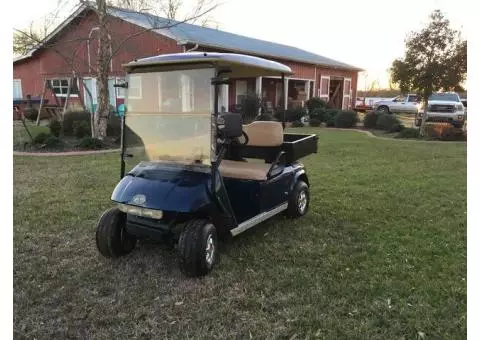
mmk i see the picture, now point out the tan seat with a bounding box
[219,121,284,181]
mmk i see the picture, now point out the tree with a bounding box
[389,10,467,101]
[14,0,218,139]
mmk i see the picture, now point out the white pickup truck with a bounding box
[415,92,466,128]
[372,94,421,114]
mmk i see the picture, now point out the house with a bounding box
[13,3,362,114]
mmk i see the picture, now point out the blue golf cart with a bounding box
[95,52,318,276]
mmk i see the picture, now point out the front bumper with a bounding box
[424,112,465,126]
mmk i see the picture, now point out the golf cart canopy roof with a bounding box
[123,52,294,78]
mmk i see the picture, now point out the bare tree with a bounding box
[14,0,218,139]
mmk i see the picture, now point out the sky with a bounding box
[11,0,468,90]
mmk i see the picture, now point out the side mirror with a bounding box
[217,113,243,138]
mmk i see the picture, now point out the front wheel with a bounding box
[95,207,137,258]
[178,219,218,277]
[287,180,310,218]
[377,105,390,114]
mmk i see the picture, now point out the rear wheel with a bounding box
[178,219,218,277]
[287,180,309,218]
[95,207,137,258]
[377,105,390,114]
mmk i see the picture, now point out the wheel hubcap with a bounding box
[298,190,307,213]
[205,234,215,265]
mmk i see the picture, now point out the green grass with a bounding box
[13,129,466,339]
[13,120,50,146]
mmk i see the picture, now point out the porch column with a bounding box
[305,80,311,101]
[219,84,229,112]
[256,76,262,114]
[284,78,289,110]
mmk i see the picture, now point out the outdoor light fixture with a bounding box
[117,204,163,219]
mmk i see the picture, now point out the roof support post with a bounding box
[284,77,289,113]
[305,80,311,102]
[256,76,262,114]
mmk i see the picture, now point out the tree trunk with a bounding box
[94,0,110,140]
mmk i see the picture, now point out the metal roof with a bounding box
[109,7,362,71]
[14,3,362,71]
[124,52,294,77]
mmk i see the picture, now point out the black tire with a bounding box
[287,180,309,218]
[95,207,137,258]
[377,105,390,114]
[178,219,218,277]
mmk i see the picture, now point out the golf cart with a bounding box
[95,52,318,276]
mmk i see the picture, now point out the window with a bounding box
[127,75,142,99]
[319,76,330,102]
[13,79,22,99]
[47,78,79,97]
[116,77,125,98]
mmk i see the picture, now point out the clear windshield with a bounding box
[428,93,460,102]
[124,67,214,167]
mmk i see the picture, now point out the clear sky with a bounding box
[11,0,468,90]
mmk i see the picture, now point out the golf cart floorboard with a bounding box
[233,133,318,164]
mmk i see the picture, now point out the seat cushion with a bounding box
[219,160,271,181]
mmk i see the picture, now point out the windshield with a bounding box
[428,93,460,102]
[124,67,214,167]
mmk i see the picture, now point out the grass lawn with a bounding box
[13,129,466,339]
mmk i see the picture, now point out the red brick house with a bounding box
[13,3,362,113]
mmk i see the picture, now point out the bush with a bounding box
[423,123,466,141]
[324,109,339,127]
[78,137,104,150]
[376,114,403,132]
[33,132,50,145]
[363,111,378,129]
[240,93,262,123]
[43,135,62,148]
[291,120,304,127]
[23,108,39,122]
[396,128,420,139]
[334,110,358,128]
[310,108,327,122]
[107,113,122,137]
[48,120,62,137]
[63,111,91,136]
[306,97,330,112]
[73,121,91,139]
[309,118,322,127]
[285,107,307,122]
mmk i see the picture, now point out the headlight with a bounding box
[456,104,464,111]
[117,203,163,219]
[458,115,464,120]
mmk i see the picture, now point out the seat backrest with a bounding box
[243,121,284,147]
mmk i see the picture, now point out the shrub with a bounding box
[23,108,39,122]
[73,121,91,139]
[107,114,122,137]
[306,97,330,112]
[334,110,358,128]
[63,111,91,136]
[324,109,339,127]
[396,128,420,139]
[33,132,50,145]
[376,114,403,132]
[48,120,62,137]
[240,93,262,123]
[423,123,466,141]
[78,137,104,150]
[363,111,378,129]
[291,120,304,128]
[286,107,307,122]
[310,108,327,122]
[43,135,62,148]
[309,118,322,127]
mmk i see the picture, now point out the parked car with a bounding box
[415,92,465,128]
[372,94,421,114]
